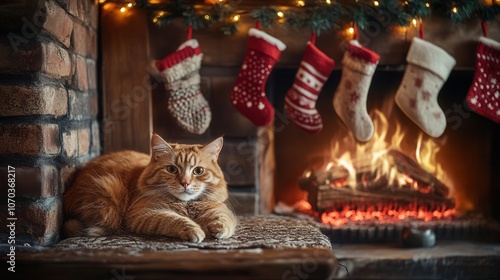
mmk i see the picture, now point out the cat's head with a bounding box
[140,134,227,202]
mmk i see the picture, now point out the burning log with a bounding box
[300,149,455,213]
[389,150,449,197]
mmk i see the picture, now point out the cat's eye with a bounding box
[166,165,178,174]
[193,166,204,175]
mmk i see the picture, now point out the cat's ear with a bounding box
[201,137,223,161]
[151,133,173,160]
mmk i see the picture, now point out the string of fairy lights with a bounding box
[100,0,500,35]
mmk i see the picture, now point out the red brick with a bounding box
[0,124,60,156]
[68,1,98,28]
[88,0,99,30]
[72,21,97,59]
[0,165,59,199]
[91,120,101,155]
[62,129,78,158]
[0,197,62,245]
[0,42,43,74]
[78,128,90,156]
[67,0,78,18]
[60,164,77,193]
[0,85,67,117]
[42,41,71,79]
[87,59,97,90]
[42,0,73,47]
[68,90,98,120]
[74,55,88,90]
[0,41,71,78]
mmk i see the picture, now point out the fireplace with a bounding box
[273,69,500,243]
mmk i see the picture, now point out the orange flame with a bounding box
[318,110,452,190]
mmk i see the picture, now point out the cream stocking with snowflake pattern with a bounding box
[333,40,380,142]
[395,37,456,137]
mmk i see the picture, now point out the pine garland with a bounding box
[129,0,500,35]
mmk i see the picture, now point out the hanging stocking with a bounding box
[395,37,456,137]
[155,39,211,134]
[333,40,380,142]
[466,36,500,123]
[285,41,334,134]
[230,28,286,126]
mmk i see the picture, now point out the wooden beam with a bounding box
[101,4,153,154]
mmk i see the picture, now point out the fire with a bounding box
[297,109,456,226]
[317,110,452,190]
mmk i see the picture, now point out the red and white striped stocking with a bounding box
[285,42,335,134]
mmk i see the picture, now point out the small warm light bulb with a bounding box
[297,0,305,6]
[159,11,165,16]
[373,1,379,6]
[412,18,417,27]
[232,14,240,22]
[153,17,158,23]
[120,7,126,13]
[452,6,458,13]
[204,14,211,20]
[277,11,284,18]
[98,0,107,4]
[127,3,133,7]
[425,2,430,8]
[326,0,331,4]
[348,27,354,35]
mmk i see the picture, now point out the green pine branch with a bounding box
[135,0,500,35]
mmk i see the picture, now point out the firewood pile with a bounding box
[299,149,455,213]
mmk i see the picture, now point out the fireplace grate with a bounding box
[318,217,500,243]
[274,203,500,243]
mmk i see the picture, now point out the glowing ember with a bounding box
[293,201,456,227]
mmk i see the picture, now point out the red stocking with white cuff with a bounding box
[230,28,286,126]
[466,36,500,123]
[285,42,334,134]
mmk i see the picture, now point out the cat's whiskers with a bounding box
[126,187,172,212]
[202,188,226,203]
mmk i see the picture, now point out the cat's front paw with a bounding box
[207,220,235,239]
[179,225,205,243]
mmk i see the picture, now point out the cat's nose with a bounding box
[181,182,189,189]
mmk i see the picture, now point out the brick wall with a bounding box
[0,0,99,246]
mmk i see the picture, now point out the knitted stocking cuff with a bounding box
[342,40,380,76]
[247,28,286,60]
[478,36,500,57]
[406,37,456,81]
[156,39,203,84]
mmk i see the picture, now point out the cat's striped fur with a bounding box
[63,134,237,242]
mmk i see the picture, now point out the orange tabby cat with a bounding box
[63,134,237,243]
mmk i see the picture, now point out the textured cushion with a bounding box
[55,215,333,251]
